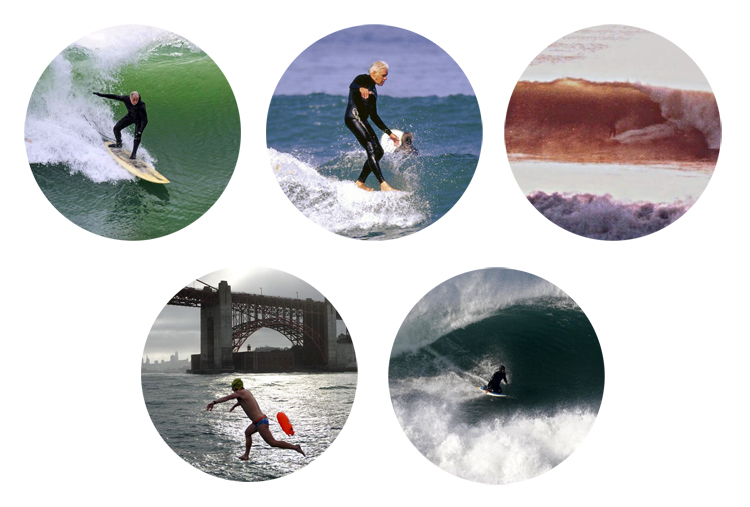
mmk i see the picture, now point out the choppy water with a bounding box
[142,372,356,482]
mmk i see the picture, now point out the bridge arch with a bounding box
[232,317,326,360]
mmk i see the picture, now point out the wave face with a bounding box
[389,269,604,484]
[505,79,720,163]
[25,25,240,240]
[528,191,690,240]
[267,94,481,240]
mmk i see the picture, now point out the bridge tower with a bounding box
[199,281,234,372]
[325,299,337,366]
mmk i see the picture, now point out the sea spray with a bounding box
[270,148,428,237]
[395,400,598,484]
[392,269,567,356]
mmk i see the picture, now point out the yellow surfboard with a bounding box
[103,141,169,184]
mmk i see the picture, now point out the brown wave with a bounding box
[505,79,720,164]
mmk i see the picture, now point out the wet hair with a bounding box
[369,61,389,75]
[130,91,140,100]
[500,365,505,370]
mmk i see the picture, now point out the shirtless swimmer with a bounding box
[207,378,304,460]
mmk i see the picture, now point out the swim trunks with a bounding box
[253,415,269,426]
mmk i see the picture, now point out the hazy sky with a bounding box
[521,25,712,92]
[144,267,343,362]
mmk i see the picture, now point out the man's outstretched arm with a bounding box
[206,392,240,411]
[93,92,127,102]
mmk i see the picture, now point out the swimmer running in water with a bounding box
[345,61,401,192]
[93,90,148,160]
[207,378,304,460]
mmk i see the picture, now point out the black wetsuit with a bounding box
[344,74,392,184]
[95,93,148,159]
[487,369,508,394]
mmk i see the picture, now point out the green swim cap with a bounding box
[231,378,244,389]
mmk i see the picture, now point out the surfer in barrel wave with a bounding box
[207,378,304,461]
[93,90,148,160]
[345,61,401,191]
[484,365,509,394]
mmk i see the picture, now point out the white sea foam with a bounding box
[390,369,596,484]
[392,269,568,356]
[528,191,690,241]
[394,396,596,484]
[269,148,427,235]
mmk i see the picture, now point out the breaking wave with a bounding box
[505,78,720,163]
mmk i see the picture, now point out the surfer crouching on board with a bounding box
[207,378,304,460]
[484,365,509,394]
[93,91,148,160]
[345,61,401,192]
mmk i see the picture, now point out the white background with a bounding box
[2,0,746,504]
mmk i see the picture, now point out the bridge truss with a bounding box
[168,286,328,362]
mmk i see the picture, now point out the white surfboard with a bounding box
[477,386,507,398]
[380,129,404,154]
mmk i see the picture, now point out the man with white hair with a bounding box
[93,90,148,160]
[345,61,401,191]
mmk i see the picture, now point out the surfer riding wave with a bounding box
[345,61,401,192]
[483,365,509,394]
[93,90,148,159]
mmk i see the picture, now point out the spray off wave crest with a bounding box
[392,269,568,357]
[25,26,201,183]
[506,78,720,163]
[269,148,428,237]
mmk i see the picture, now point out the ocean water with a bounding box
[267,25,481,240]
[506,25,720,241]
[142,372,356,482]
[25,25,240,240]
[389,269,604,484]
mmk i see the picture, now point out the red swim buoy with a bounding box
[277,412,295,436]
